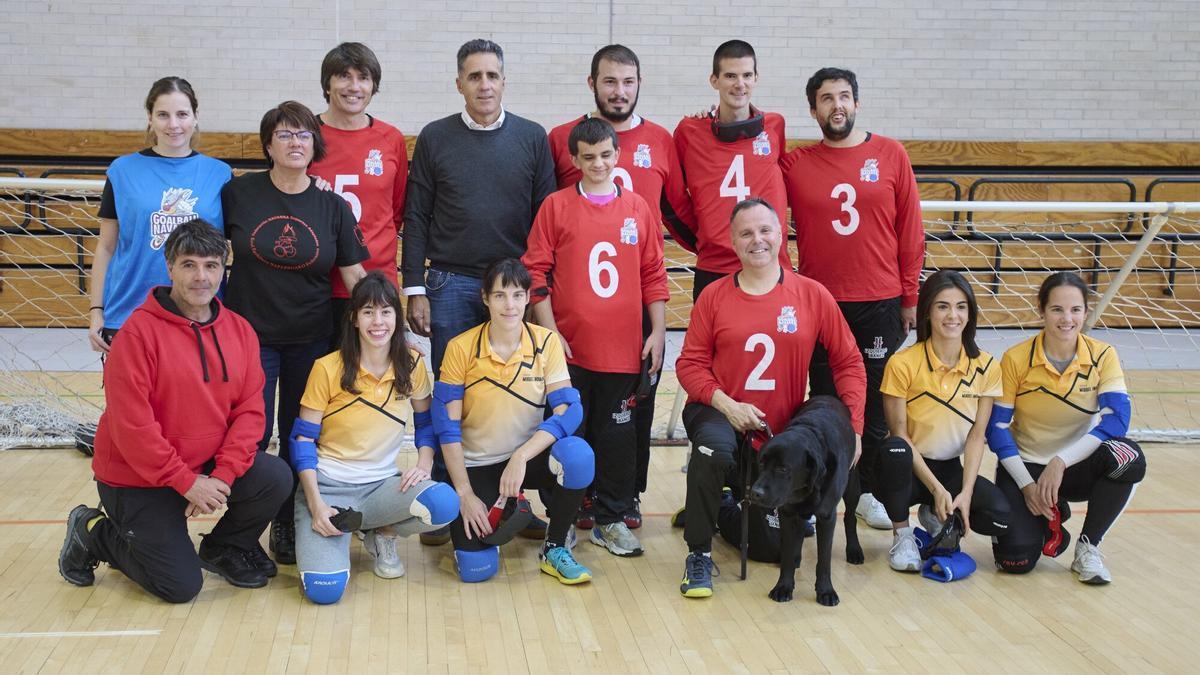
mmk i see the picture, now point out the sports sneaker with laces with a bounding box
[589,522,644,557]
[564,524,578,551]
[539,545,592,584]
[1070,535,1111,585]
[518,513,549,540]
[243,542,278,578]
[198,541,269,588]
[575,493,596,530]
[855,493,892,530]
[624,497,643,530]
[917,504,941,534]
[889,527,922,572]
[269,520,296,565]
[59,504,102,586]
[363,530,406,579]
[680,551,718,598]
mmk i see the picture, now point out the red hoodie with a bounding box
[92,288,266,495]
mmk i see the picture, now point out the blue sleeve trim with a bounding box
[1092,391,1132,441]
[289,418,322,473]
[538,387,583,440]
[985,404,1020,460]
[432,381,464,445]
[413,409,437,450]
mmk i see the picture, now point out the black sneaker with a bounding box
[518,513,549,540]
[198,541,268,588]
[624,497,643,530]
[244,542,278,578]
[59,504,102,586]
[269,520,296,565]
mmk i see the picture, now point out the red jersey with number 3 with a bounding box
[309,118,408,297]
[675,271,866,434]
[522,185,670,374]
[782,133,923,307]
[673,112,790,274]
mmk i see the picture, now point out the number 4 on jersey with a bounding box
[720,155,751,203]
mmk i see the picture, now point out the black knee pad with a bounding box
[1099,438,1146,484]
[876,436,913,471]
[992,541,1041,575]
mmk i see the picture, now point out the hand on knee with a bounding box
[454,546,499,583]
[549,437,595,489]
[410,481,460,527]
[301,569,349,604]
[992,542,1041,575]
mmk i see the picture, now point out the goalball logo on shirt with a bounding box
[633,144,652,169]
[620,218,639,245]
[364,149,384,177]
[865,336,887,359]
[149,187,199,250]
[860,159,880,183]
[752,132,772,157]
[776,306,797,334]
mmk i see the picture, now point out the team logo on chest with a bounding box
[776,306,797,334]
[612,395,636,425]
[620,217,638,245]
[149,188,199,250]
[865,336,887,359]
[860,158,880,183]
[752,131,772,157]
[632,143,652,169]
[364,149,384,176]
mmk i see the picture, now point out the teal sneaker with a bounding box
[540,545,592,585]
[680,551,718,598]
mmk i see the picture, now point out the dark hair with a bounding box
[457,38,504,73]
[258,101,326,168]
[729,196,778,225]
[320,42,382,102]
[805,67,859,109]
[1037,271,1090,311]
[591,44,640,82]
[916,270,980,358]
[144,76,198,145]
[163,218,227,265]
[482,258,532,297]
[568,117,619,155]
[712,40,756,77]
[338,272,414,397]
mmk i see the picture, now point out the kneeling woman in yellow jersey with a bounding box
[877,270,1011,573]
[987,272,1145,584]
[433,258,596,585]
[290,272,460,604]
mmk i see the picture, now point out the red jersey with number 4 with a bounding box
[675,271,866,434]
[673,112,790,274]
[309,118,408,298]
[782,133,923,307]
[522,185,670,374]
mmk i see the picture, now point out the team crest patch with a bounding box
[620,218,638,245]
[149,188,199,250]
[364,149,384,176]
[752,131,772,157]
[633,143,652,169]
[612,395,636,425]
[860,158,879,183]
[776,306,797,334]
[864,336,887,359]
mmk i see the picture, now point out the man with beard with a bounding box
[781,67,925,531]
[547,44,693,532]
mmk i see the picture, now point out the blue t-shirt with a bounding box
[102,151,231,328]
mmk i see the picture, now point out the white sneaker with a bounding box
[363,530,406,579]
[889,527,922,572]
[590,522,644,557]
[1070,535,1111,585]
[855,493,892,530]
[917,504,941,534]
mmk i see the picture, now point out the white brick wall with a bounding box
[1,0,1197,142]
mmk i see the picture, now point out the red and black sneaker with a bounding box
[623,497,643,530]
[575,493,596,530]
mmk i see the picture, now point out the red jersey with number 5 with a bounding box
[522,185,669,374]
[782,133,923,307]
[675,271,866,434]
[309,118,408,298]
[673,112,790,274]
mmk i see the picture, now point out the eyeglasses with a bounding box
[273,130,314,143]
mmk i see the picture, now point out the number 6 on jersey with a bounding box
[588,242,619,298]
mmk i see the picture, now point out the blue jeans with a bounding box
[259,337,332,522]
[425,267,488,378]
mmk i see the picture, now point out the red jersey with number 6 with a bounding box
[675,271,866,434]
[673,112,790,274]
[782,133,923,307]
[522,185,670,374]
[309,118,408,298]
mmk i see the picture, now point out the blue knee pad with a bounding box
[454,546,499,583]
[411,481,460,527]
[301,569,349,604]
[549,436,595,489]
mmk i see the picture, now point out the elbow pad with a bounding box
[413,410,437,450]
[538,387,583,440]
[432,381,464,445]
[985,404,1020,460]
[1092,391,1132,441]
[289,418,322,473]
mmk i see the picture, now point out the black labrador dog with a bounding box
[749,395,863,606]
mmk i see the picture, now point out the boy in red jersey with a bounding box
[675,198,865,598]
[781,67,925,530]
[673,40,790,299]
[523,118,669,558]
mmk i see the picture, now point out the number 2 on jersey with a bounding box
[830,183,859,235]
[744,333,776,391]
[588,242,619,298]
[720,155,751,203]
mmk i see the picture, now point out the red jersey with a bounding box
[523,185,670,374]
[676,271,866,434]
[673,111,790,274]
[782,133,924,307]
[309,117,408,297]
[548,115,695,248]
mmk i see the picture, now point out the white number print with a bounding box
[743,333,776,391]
[719,155,751,202]
[612,167,633,192]
[830,183,859,236]
[333,174,363,222]
[588,242,619,298]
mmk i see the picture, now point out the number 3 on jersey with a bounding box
[588,242,619,298]
[830,183,859,235]
[744,333,776,391]
[720,155,751,203]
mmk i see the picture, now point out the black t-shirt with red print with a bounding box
[222,170,368,345]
